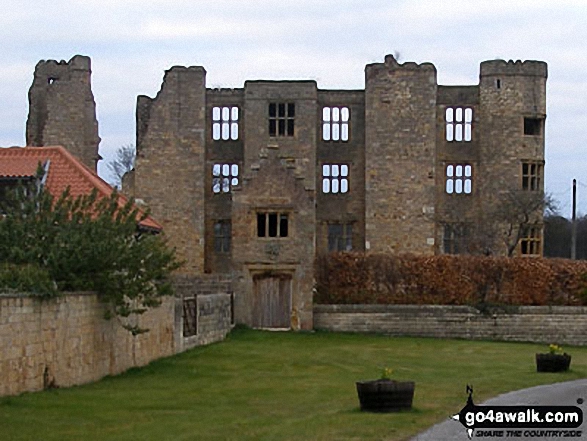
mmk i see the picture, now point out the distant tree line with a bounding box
[544,214,587,259]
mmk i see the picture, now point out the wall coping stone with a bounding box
[314,304,587,315]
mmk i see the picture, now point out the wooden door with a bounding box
[252,275,292,329]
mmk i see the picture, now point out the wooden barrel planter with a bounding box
[536,353,571,372]
[356,380,415,412]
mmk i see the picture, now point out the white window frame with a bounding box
[446,107,473,142]
[445,164,472,195]
[322,164,349,194]
[322,107,349,142]
[212,163,239,194]
[212,106,239,141]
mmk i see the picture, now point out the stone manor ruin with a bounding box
[26,54,547,331]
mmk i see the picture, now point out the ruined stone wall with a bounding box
[364,55,437,254]
[243,81,318,190]
[0,293,175,397]
[316,90,365,254]
[477,60,548,254]
[221,81,318,330]
[231,149,315,330]
[435,85,481,252]
[205,88,245,274]
[127,56,547,334]
[314,304,587,346]
[134,66,207,274]
[173,275,233,350]
[26,55,100,171]
[477,61,547,189]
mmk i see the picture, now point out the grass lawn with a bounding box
[1,328,586,441]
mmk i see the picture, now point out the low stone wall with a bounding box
[174,275,233,351]
[0,292,175,396]
[1,275,234,397]
[314,304,587,346]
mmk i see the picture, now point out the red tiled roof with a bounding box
[0,146,162,231]
[0,157,41,178]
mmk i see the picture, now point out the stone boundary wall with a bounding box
[0,292,175,397]
[314,305,587,346]
[173,274,233,351]
[1,275,234,397]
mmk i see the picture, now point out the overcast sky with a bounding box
[1,0,586,215]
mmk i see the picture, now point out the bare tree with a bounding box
[107,144,135,188]
[471,191,556,257]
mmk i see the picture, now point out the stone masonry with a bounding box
[314,304,587,346]
[26,54,547,331]
[0,292,175,396]
[0,284,233,397]
[26,55,101,171]
[365,56,437,254]
[134,66,207,275]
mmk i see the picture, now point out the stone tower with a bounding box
[26,55,100,171]
[434,59,547,256]
[477,59,547,193]
[477,60,548,255]
[364,55,438,254]
[134,66,208,274]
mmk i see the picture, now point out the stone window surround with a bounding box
[445,163,472,195]
[445,107,473,142]
[213,220,231,253]
[256,211,290,238]
[519,225,542,256]
[269,102,295,137]
[212,106,239,141]
[443,223,470,255]
[322,163,349,194]
[523,116,544,137]
[322,106,350,142]
[521,160,543,191]
[212,163,239,194]
[327,221,353,252]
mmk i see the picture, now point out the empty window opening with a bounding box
[322,164,349,194]
[496,79,501,89]
[446,107,473,142]
[212,163,239,193]
[520,226,541,256]
[47,77,58,85]
[328,222,353,252]
[445,164,472,194]
[212,106,239,140]
[323,107,350,141]
[257,212,289,238]
[524,118,542,136]
[213,220,231,253]
[269,102,295,137]
[522,162,542,191]
[443,224,469,254]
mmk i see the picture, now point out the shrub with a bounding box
[315,253,587,306]
[0,263,58,298]
[0,185,181,333]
